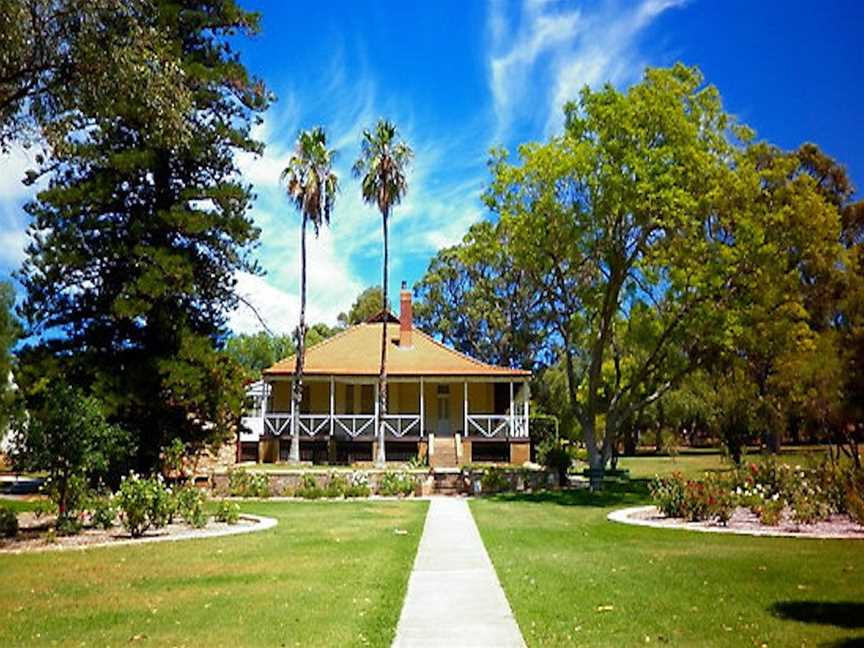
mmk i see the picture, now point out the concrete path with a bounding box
[392,497,526,648]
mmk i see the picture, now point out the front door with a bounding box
[436,385,451,436]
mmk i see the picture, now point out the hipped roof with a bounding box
[264,321,531,378]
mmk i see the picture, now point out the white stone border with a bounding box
[0,514,277,555]
[608,506,864,540]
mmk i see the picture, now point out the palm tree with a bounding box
[352,119,413,466]
[281,127,338,463]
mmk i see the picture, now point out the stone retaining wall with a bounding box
[211,466,556,497]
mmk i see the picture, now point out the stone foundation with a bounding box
[211,465,555,497]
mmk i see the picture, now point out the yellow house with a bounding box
[261,286,531,467]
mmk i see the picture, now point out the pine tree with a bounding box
[17,1,271,471]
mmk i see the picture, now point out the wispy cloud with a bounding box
[230,59,486,335]
[0,144,48,272]
[488,0,686,141]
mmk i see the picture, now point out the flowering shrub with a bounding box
[755,498,782,525]
[324,473,350,498]
[214,499,240,525]
[175,483,207,528]
[227,469,270,498]
[345,471,371,498]
[651,459,864,528]
[479,466,510,494]
[295,474,324,499]
[847,470,864,526]
[379,470,415,497]
[117,473,172,538]
[87,492,117,530]
[649,473,687,518]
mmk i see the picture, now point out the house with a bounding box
[237,380,269,462]
[259,284,531,467]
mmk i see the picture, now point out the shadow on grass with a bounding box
[489,479,650,508]
[770,601,864,629]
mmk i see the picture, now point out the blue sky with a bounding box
[1,0,862,335]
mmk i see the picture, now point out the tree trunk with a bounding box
[290,215,307,464]
[376,209,389,467]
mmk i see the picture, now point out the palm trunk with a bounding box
[290,214,307,463]
[376,209,389,466]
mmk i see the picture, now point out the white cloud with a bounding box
[230,58,491,335]
[488,0,686,140]
[0,144,49,272]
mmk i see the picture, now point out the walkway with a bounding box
[392,497,526,648]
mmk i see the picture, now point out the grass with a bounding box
[472,483,864,647]
[615,445,835,480]
[0,498,42,513]
[0,500,427,647]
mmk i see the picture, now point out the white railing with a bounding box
[264,413,291,436]
[333,415,376,438]
[381,415,421,437]
[466,414,529,438]
[298,414,330,437]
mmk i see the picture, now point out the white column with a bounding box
[463,381,468,436]
[374,382,380,434]
[509,381,515,438]
[523,384,529,438]
[419,377,425,437]
[261,379,269,436]
[329,376,335,437]
[290,379,296,438]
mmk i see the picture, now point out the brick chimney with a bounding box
[399,280,413,348]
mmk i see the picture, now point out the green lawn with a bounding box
[472,484,864,647]
[0,500,427,647]
[616,445,834,480]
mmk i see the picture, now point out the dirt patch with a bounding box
[0,512,276,554]
[609,505,864,540]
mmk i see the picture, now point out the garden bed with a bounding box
[0,511,275,553]
[609,505,864,539]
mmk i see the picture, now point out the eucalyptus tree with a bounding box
[352,119,413,466]
[281,127,338,463]
[485,64,842,488]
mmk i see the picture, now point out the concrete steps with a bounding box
[430,436,458,468]
[432,470,463,495]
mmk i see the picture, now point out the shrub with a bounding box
[324,473,349,498]
[757,497,784,526]
[7,384,131,527]
[649,473,688,518]
[175,483,207,528]
[681,480,712,522]
[55,515,83,536]
[651,473,734,524]
[345,471,371,498]
[228,469,270,498]
[32,499,56,519]
[87,493,117,530]
[703,475,735,525]
[379,470,415,497]
[0,506,18,538]
[846,470,864,526]
[295,474,324,499]
[214,499,240,525]
[537,439,572,486]
[117,473,173,538]
[479,466,510,494]
[161,438,187,478]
